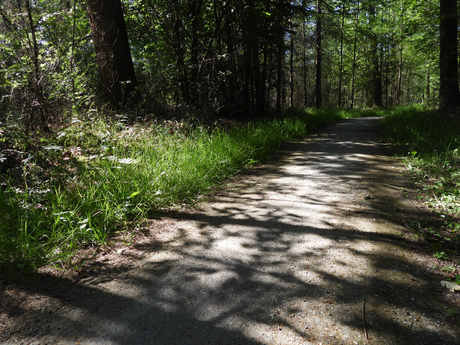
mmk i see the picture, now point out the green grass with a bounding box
[0,108,366,274]
[381,105,460,262]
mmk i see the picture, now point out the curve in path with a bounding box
[4,117,460,345]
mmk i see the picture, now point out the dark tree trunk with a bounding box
[396,43,403,105]
[439,0,459,109]
[86,0,137,107]
[338,3,345,109]
[242,14,251,112]
[425,59,431,105]
[302,17,308,106]
[25,0,48,131]
[189,0,203,107]
[350,0,360,109]
[314,0,322,109]
[251,20,264,115]
[224,9,236,106]
[290,17,294,108]
[395,2,403,106]
[368,5,383,108]
[276,15,284,113]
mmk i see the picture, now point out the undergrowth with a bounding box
[381,105,460,270]
[0,108,372,275]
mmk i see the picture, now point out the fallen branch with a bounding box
[362,300,369,343]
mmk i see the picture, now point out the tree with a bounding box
[1,0,455,119]
[25,0,48,130]
[86,0,137,107]
[439,0,459,109]
[314,0,322,108]
[368,3,383,107]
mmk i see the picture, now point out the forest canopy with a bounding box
[0,0,458,129]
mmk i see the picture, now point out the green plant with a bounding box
[1,108,373,273]
[382,106,460,264]
[446,309,458,317]
[433,251,450,260]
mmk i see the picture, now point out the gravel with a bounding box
[2,117,459,344]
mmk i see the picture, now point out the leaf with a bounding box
[441,280,460,292]
[129,191,140,198]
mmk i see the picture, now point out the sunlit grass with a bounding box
[381,106,460,206]
[381,105,460,261]
[0,108,365,273]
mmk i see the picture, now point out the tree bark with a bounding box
[290,17,294,108]
[189,0,203,107]
[439,0,459,109]
[25,0,48,131]
[350,0,360,109]
[338,3,345,109]
[86,0,137,107]
[425,59,431,105]
[302,16,308,106]
[368,5,383,108]
[276,13,284,113]
[314,0,322,109]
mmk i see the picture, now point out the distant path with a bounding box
[3,118,460,344]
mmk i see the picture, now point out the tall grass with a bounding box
[381,105,460,157]
[381,105,460,214]
[381,105,460,262]
[0,108,361,273]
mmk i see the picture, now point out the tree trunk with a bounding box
[395,2,403,106]
[368,5,383,108]
[338,3,345,109]
[86,0,137,107]
[314,0,322,109]
[425,59,431,105]
[439,0,459,109]
[276,16,284,113]
[25,0,49,131]
[302,17,308,106]
[189,0,203,107]
[396,43,403,105]
[290,17,294,108]
[350,1,360,109]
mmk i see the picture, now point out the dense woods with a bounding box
[0,0,458,127]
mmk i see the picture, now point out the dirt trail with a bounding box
[2,117,460,344]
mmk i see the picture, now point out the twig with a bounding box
[405,272,421,284]
[362,300,369,343]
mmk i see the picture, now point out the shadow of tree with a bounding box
[2,118,459,344]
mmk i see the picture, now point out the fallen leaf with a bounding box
[441,281,460,292]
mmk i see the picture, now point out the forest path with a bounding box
[3,117,460,344]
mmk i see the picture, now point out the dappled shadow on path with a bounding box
[2,118,459,344]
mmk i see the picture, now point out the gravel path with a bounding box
[2,117,460,344]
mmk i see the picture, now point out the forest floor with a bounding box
[1,117,460,344]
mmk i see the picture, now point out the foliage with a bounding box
[0,108,365,275]
[0,0,95,129]
[0,0,451,121]
[0,0,458,276]
[381,106,460,265]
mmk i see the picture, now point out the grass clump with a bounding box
[0,108,361,274]
[381,105,460,265]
